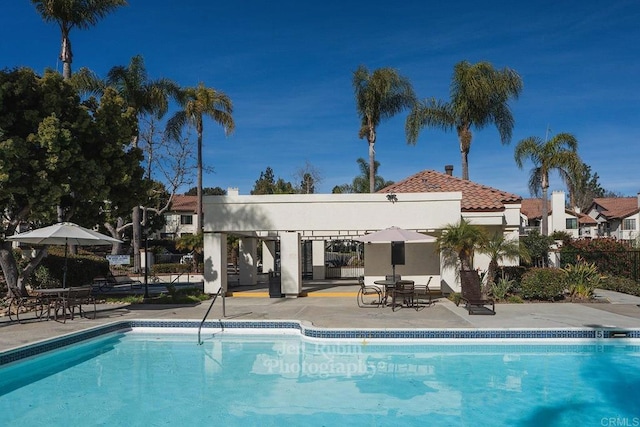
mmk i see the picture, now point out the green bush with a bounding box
[506,295,524,303]
[38,248,109,287]
[563,259,601,299]
[497,266,528,284]
[519,268,566,301]
[598,275,640,297]
[560,238,637,280]
[490,277,514,301]
[151,263,193,274]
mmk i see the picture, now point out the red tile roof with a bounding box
[591,197,640,219]
[170,195,197,212]
[379,170,521,212]
[521,198,545,219]
[521,198,597,225]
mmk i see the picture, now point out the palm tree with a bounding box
[166,83,235,233]
[353,65,415,193]
[103,55,179,272]
[436,218,487,272]
[514,132,582,236]
[31,0,127,80]
[406,61,523,180]
[478,232,530,287]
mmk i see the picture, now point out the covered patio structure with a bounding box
[202,170,522,297]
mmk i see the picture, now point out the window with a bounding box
[623,219,636,230]
[180,215,193,225]
[565,218,578,230]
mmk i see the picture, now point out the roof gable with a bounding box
[379,170,521,212]
[170,195,197,212]
[590,197,640,219]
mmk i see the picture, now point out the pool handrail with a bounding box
[197,286,225,345]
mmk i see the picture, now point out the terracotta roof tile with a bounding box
[379,170,521,212]
[171,195,197,212]
[591,197,640,219]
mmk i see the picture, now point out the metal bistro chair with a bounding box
[413,276,433,310]
[357,276,383,308]
[56,286,96,322]
[391,281,415,312]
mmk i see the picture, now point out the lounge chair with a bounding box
[459,270,495,315]
[93,271,142,293]
[357,276,382,308]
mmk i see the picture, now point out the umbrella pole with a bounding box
[63,237,68,288]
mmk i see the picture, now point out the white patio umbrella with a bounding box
[355,226,436,278]
[7,222,122,288]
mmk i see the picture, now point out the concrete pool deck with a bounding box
[1,281,640,351]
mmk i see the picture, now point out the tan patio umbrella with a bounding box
[8,222,122,288]
[355,226,436,278]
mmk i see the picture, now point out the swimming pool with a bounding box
[1,322,640,426]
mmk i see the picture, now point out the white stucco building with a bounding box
[202,168,522,297]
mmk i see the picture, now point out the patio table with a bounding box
[34,288,70,321]
[373,279,414,307]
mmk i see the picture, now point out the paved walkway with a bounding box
[2,284,640,352]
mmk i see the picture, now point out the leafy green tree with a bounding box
[406,61,523,180]
[72,55,179,271]
[436,219,488,272]
[251,167,295,195]
[520,229,554,267]
[185,186,227,196]
[332,158,394,193]
[515,132,582,235]
[166,83,235,234]
[353,65,415,192]
[569,163,610,212]
[0,68,140,295]
[30,0,127,79]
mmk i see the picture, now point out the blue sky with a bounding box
[3,1,640,197]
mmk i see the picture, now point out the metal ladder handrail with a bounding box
[197,287,225,345]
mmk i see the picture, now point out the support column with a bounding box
[239,237,257,285]
[312,240,326,279]
[262,240,276,273]
[280,232,302,297]
[203,232,227,294]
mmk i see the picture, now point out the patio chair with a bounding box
[413,276,433,310]
[7,286,46,323]
[357,276,382,308]
[56,286,96,322]
[460,270,495,315]
[391,281,414,312]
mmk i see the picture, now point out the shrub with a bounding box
[560,238,637,280]
[563,258,601,299]
[497,266,528,284]
[519,268,566,301]
[506,295,524,303]
[151,263,193,274]
[39,249,109,287]
[490,277,514,301]
[598,276,640,297]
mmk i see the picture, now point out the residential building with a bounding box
[587,195,640,241]
[158,195,197,239]
[520,191,597,238]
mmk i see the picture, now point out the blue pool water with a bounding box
[1,332,639,426]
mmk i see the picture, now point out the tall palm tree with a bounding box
[103,55,179,272]
[514,132,582,236]
[353,65,415,193]
[406,61,523,180]
[166,83,235,233]
[436,218,487,272]
[31,0,127,80]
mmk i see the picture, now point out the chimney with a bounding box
[444,165,454,176]
[637,192,640,208]
[227,187,239,196]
